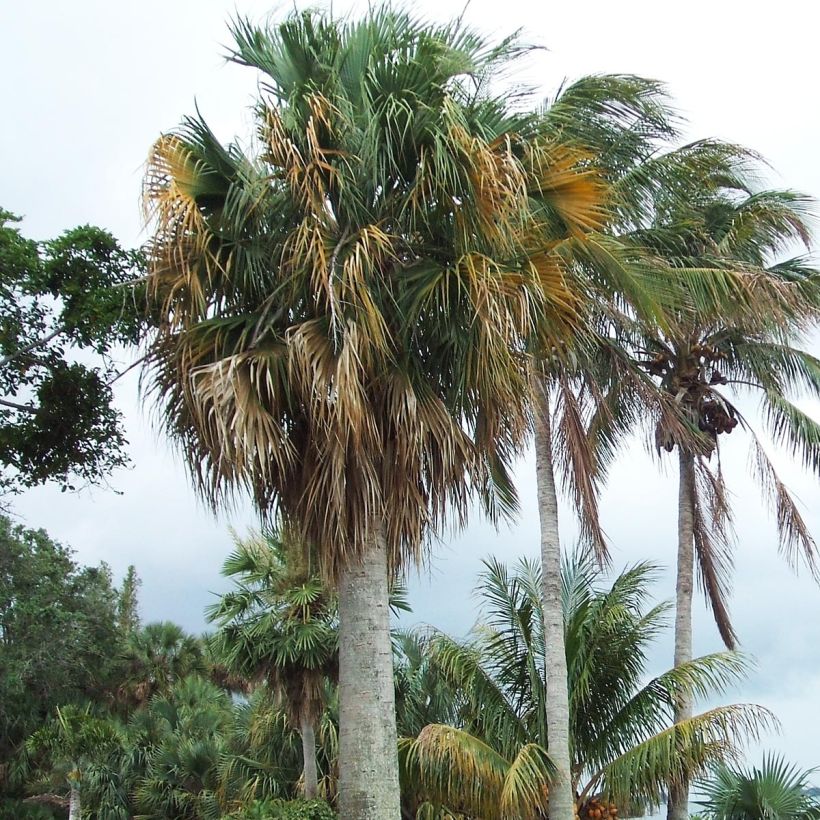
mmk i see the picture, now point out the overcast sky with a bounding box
[3,0,820,776]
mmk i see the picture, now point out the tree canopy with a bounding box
[0,209,144,492]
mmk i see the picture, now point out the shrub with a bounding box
[227,798,336,819]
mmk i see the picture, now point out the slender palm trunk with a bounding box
[300,716,319,800]
[534,380,575,820]
[338,528,400,820]
[68,784,81,820]
[667,448,696,820]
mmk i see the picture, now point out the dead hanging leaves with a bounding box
[142,65,627,582]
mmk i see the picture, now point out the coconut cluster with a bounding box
[578,796,619,820]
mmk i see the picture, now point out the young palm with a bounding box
[207,529,337,799]
[142,10,619,816]
[26,704,121,820]
[399,556,773,819]
[698,754,820,820]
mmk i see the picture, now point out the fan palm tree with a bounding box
[399,555,773,819]
[207,528,337,799]
[141,10,625,816]
[120,621,204,708]
[130,675,235,820]
[698,754,820,820]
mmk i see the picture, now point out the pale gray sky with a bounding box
[3,0,820,774]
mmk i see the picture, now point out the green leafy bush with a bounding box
[0,799,54,820]
[227,798,336,819]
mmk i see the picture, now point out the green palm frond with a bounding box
[401,556,770,815]
[697,753,820,820]
[588,705,776,809]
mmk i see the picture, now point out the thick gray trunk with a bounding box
[68,784,81,820]
[338,529,400,820]
[534,381,575,820]
[667,449,696,820]
[300,717,318,799]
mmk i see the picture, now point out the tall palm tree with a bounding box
[527,78,675,820]
[142,10,617,817]
[524,81,777,820]
[207,529,337,799]
[609,186,820,820]
[698,754,820,820]
[399,556,773,819]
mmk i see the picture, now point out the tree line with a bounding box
[6,518,810,819]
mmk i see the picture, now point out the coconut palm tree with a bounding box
[207,528,337,799]
[518,74,804,820]
[698,754,820,820]
[399,555,773,819]
[25,704,121,820]
[600,186,820,820]
[141,10,622,817]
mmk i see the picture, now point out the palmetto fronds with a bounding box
[141,9,647,582]
[697,753,820,820]
[206,528,337,729]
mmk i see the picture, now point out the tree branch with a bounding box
[107,354,149,386]
[0,327,64,368]
[0,397,37,414]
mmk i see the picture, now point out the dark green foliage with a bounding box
[34,226,145,351]
[0,209,145,491]
[0,800,54,819]
[227,798,337,819]
[0,516,123,766]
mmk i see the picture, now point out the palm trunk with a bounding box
[667,448,696,820]
[338,528,400,820]
[300,716,319,799]
[534,380,575,820]
[68,784,81,820]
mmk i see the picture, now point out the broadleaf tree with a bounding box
[0,209,145,492]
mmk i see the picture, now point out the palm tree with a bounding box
[523,81,789,820]
[142,10,616,817]
[222,686,339,808]
[25,704,120,820]
[120,621,204,708]
[609,185,820,820]
[527,78,673,820]
[399,555,773,819]
[698,754,820,820]
[130,675,236,820]
[207,528,337,799]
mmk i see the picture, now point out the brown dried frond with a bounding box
[692,457,737,648]
[525,141,610,235]
[553,373,609,564]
